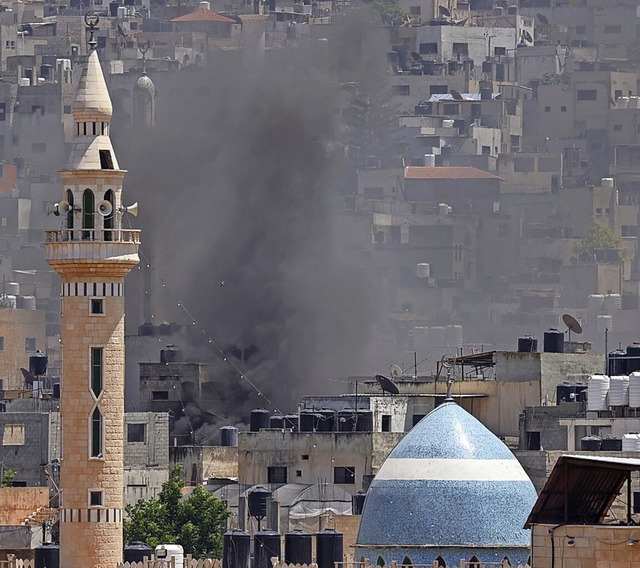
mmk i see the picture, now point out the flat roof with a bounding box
[404,166,503,180]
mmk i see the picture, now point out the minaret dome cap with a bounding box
[72,50,113,122]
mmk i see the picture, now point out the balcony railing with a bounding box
[45,229,141,244]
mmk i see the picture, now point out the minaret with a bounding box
[45,15,139,568]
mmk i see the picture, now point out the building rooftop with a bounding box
[171,7,237,23]
[404,166,503,180]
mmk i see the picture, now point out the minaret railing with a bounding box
[45,228,141,243]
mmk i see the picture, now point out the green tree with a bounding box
[573,223,631,262]
[0,468,15,487]
[124,466,229,557]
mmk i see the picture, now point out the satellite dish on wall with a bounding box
[536,13,549,25]
[562,313,583,343]
[375,374,400,395]
[97,200,113,216]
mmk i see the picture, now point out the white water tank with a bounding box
[5,282,19,295]
[601,177,615,188]
[630,96,639,109]
[199,0,211,8]
[619,97,630,109]
[442,119,455,128]
[629,372,640,407]
[588,294,605,312]
[417,263,431,279]
[596,314,613,332]
[604,293,622,313]
[16,295,36,310]
[423,154,436,167]
[609,375,629,406]
[413,327,429,352]
[587,374,610,411]
[429,326,446,348]
[155,545,184,568]
[622,433,640,451]
[0,295,16,308]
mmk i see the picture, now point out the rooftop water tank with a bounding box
[627,344,640,374]
[518,335,537,353]
[223,530,250,568]
[220,426,238,447]
[587,375,610,411]
[609,375,629,406]
[543,328,564,353]
[604,293,621,313]
[254,530,281,568]
[17,295,36,310]
[601,178,615,188]
[284,530,312,565]
[622,433,640,452]
[247,486,271,519]
[5,282,19,295]
[35,543,59,568]
[124,542,154,563]
[250,409,270,432]
[417,263,431,279]
[270,415,285,429]
[0,295,16,308]
[608,349,627,376]
[423,154,436,167]
[29,351,47,376]
[588,294,605,312]
[629,372,640,407]
[316,529,344,568]
[155,545,183,568]
[580,436,602,451]
[601,438,622,451]
[596,314,613,332]
[352,491,367,514]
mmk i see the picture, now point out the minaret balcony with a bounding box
[45,229,140,264]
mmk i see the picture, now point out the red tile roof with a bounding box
[404,166,503,180]
[171,7,236,23]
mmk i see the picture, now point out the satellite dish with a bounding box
[375,374,400,395]
[563,313,583,335]
[120,202,139,216]
[410,51,423,63]
[438,5,451,17]
[536,13,549,25]
[58,200,71,214]
[20,367,35,386]
[450,89,464,100]
[390,364,403,379]
[97,200,113,216]
[521,30,533,43]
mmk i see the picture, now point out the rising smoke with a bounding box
[114,10,385,435]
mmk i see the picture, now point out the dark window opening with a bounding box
[82,189,94,240]
[104,189,114,241]
[91,299,104,314]
[127,423,146,443]
[402,557,413,566]
[419,42,437,54]
[334,466,356,484]
[99,150,114,170]
[301,454,309,460]
[577,89,597,101]
[381,415,391,432]
[91,408,102,457]
[152,391,169,400]
[91,347,103,397]
[90,491,103,506]
[527,431,541,450]
[296,470,302,477]
[267,466,287,484]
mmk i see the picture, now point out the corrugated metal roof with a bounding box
[427,93,501,102]
[525,455,640,528]
[171,7,236,23]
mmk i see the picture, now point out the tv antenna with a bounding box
[562,313,583,343]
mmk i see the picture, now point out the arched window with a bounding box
[66,190,74,237]
[501,556,511,568]
[104,189,114,241]
[435,556,446,568]
[82,189,94,240]
[376,557,385,567]
[401,556,413,567]
[91,407,103,457]
[468,555,480,568]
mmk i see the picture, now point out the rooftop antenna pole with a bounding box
[414,351,418,379]
[445,366,453,402]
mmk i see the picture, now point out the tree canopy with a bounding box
[124,466,230,558]
[573,222,630,262]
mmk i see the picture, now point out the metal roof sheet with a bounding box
[427,93,501,102]
[525,454,640,528]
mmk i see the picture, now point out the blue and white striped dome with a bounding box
[356,402,537,567]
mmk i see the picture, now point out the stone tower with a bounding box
[45,25,140,568]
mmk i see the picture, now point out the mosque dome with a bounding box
[356,401,537,567]
[134,73,156,96]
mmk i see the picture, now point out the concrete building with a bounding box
[44,24,140,568]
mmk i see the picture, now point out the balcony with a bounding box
[45,229,140,268]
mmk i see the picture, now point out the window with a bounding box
[2,424,25,445]
[391,85,410,96]
[296,469,302,477]
[25,338,36,352]
[527,431,541,450]
[452,42,468,56]
[494,46,506,56]
[31,143,46,153]
[334,466,356,484]
[90,298,104,315]
[430,84,448,95]
[419,42,437,54]
[66,190,74,232]
[577,89,597,101]
[301,454,309,460]
[4,40,15,49]
[614,124,622,131]
[31,105,44,116]
[381,415,391,432]
[0,337,4,352]
[267,466,287,484]
[91,408,103,457]
[604,24,622,34]
[443,103,459,115]
[89,490,103,506]
[481,145,490,155]
[64,105,71,114]
[127,423,146,443]
[91,347,103,397]
[0,103,5,121]
[104,189,114,241]
[99,150,114,170]
[575,25,586,35]
[561,106,567,112]
[615,90,623,99]
[82,189,94,239]
[152,390,169,400]
[544,106,551,112]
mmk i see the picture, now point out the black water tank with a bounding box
[254,530,281,568]
[609,349,627,375]
[581,436,602,451]
[223,530,250,568]
[250,409,271,432]
[158,323,172,335]
[35,543,59,568]
[557,383,577,403]
[316,529,344,568]
[518,335,538,353]
[316,409,336,432]
[480,86,492,100]
[284,414,298,430]
[220,426,238,447]
[338,411,357,432]
[356,411,374,432]
[601,438,622,451]
[627,343,640,373]
[543,328,564,353]
[352,491,367,514]
[138,323,156,336]
[270,415,285,429]
[124,542,154,563]
[285,530,312,565]
[248,486,271,519]
[160,348,182,363]
[299,410,317,432]
[29,351,47,376]
[109,0,118,16]
[52,383,60,399]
